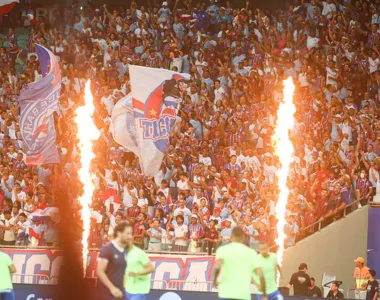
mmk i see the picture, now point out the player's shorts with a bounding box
[257,290,283,300]
[0,290,15,300]
[126,293,146,300]
[94,290,126,300]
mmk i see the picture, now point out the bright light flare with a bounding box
[74,80,100,276]
[273,77,296,284]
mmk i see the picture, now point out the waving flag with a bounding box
[110,93,139,155]
[29,207,60,223]
[18,44,61,165]
[27,224,43,247]
[129,66,190,175]
[0,0,19,16]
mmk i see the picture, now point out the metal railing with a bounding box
[165,280,215,292]
[150,280,167,290]
[268,198,367,251]
[301,198,363,234]
[12,274,50,285]
[18,275,214,292]
[0,244,211,255]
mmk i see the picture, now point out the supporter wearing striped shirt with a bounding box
[315,189,330,220]
[368,24,380,47]
[133,213,147,249]
[223,155,241,173]
[225,124,244,146]
[188,214,204,253]
[153,192,171,218]
[127,198,141,221]
[355,169,372,206]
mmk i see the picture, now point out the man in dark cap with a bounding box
[288,263,311,296]
[327,281,344,298]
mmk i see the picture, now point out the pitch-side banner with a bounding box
[0,249,215,286]
[129,66,190,176]
[14,284,339,300]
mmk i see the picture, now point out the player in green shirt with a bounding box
[253,242,283,300]
[0,251,17,300]
[124,225,155,300]
[213,227,267,300]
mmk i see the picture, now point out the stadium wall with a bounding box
[279,206,369,293]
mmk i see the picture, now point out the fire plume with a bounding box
[273,77,296,283]
[74,80,100,276]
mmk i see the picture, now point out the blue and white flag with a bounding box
[110,93,139,156]
[18,44,61,165]
[129,66,190,176]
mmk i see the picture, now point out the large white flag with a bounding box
[129,66,190,176]
[110,93,139,156]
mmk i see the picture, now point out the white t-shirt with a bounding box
[4,218,16,241]
[106,179,119,191]
[307,36,320,50]
[174,207,192,218]
[322,2,336,19]
[214,87,226,102]
[123,187,138,207]
[172,56,183,72]
[137,198,148,207]
[177,180,190,191]
[23,202,35,216]
[236,154,246,168]
[263,164,277,184]
[108,215,117,237]
[369,168,379,187]
[369,57,380,74]
[101,95,114,115]
[174,224,188,246]
[12,191,26,204]
[17,220,29,234]
[298,73,308,88]
[246,156,261,171]
[199,155,212,166]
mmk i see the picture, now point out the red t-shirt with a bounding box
[205,228,218,241]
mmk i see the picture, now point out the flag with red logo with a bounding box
[129,66,190,176]
[27,225,43,246]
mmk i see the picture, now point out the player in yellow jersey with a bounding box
[253,242,283,300]
[123,225,155,300]
[213,227,267,300]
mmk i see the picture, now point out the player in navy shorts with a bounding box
[96,222,131,299]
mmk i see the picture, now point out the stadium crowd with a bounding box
[0,0,379,254]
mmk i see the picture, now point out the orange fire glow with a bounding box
[74,80,100,276]
[273,77,296,283]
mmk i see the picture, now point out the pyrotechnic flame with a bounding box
[273,77,296,284]
[74,80,100,276]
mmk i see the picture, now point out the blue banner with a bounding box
[367,208,380,274]
[18,44,61,165]
[13,284,353,300]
